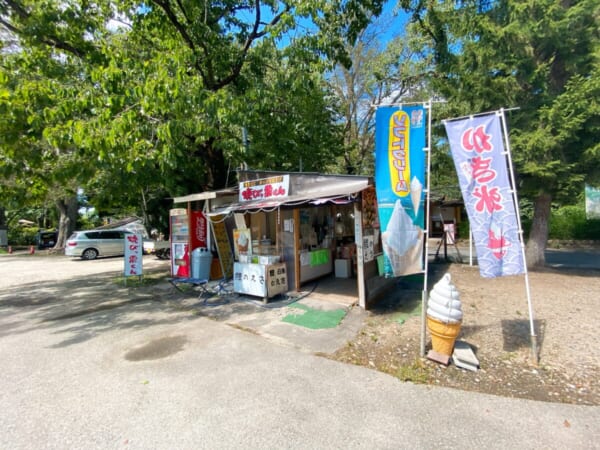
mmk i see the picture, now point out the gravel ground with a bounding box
[332,261,600,405]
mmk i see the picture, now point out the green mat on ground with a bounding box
[282,303,347,329]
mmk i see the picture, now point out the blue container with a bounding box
[192,247,212,280]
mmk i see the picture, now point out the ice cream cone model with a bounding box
[427,316,462,356]
[426,273,463,357]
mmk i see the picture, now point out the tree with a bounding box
[1,0,384,242]
[329,15,434,175]
[402,0,600,266]
[0,45,89,246]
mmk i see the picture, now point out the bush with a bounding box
[7,227,39,246]
[456,204,600,241]
[550,205,600,240]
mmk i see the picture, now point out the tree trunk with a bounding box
[54,196,79,249]
[190,137,230,191]
[525,192,552,268]
[204,139,229,190]
[0,207,6,246]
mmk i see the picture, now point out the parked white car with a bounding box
[65,230,132,260]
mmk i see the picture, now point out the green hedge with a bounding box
[549,205,600,240]
[7,227,39,246]
[459,205,600,241]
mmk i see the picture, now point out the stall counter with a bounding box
[233,262,288,301]
[299,248,333,283]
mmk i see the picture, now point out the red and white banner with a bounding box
[190,210,207,250]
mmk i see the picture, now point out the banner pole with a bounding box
[469,228,473,266]
[498,109,539,364]
[420,99,433,357]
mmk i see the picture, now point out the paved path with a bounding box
[428,239,600,270]
[0,254,598,449]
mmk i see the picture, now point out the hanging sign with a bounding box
[375,105,427,276]
[239,175,290,202]
[444,113,524,278]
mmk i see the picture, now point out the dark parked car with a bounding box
[37,231,58,250]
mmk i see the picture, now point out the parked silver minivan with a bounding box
[65,230,131,260]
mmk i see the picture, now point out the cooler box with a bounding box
[335,259,351,278]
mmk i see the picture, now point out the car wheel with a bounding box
[81,248,98,260]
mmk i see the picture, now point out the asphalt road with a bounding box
[0,253,598,449]
[429,239,600,270]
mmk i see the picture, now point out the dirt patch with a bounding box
[331,263,600,405]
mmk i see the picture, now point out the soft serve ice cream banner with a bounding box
[375,105,427,276]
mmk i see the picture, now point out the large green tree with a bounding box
[402,0,600,266]
[332,21,434,175]
[1,0,384,245]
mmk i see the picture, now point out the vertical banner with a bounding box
[375,105,427,276]
[444,113,524,277]
[124,233,143,277]
[190,210,207,250]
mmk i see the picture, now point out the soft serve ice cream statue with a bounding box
[426,273,463,358]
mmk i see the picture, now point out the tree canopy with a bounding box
[0,0,383,242]
[402,0,600,265]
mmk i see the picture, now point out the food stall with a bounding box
[173,170,392,308]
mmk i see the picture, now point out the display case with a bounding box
[233,262,288,301]
[170,209,190,277]
[299,248,333,282]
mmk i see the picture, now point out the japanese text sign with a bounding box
[444,113,524,278]
[239,175,289,202]
[374,105,427,276]
[124,233,143,277]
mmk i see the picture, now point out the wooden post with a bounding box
[293,208,301,292]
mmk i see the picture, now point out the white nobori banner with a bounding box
[124,233,143,277]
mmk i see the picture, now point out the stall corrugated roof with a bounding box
[174,172,373,216]
[208,173,371,216]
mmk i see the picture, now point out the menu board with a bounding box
[211,215,234,278]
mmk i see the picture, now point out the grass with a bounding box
[112,272,169,287]
[395,359,431,384]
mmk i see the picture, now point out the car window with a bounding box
[101,231,122,239]
[84,232,100,239]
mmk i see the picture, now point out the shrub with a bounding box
[550,205,600,240]
[7,227,39,246]
[456,204,600,241]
